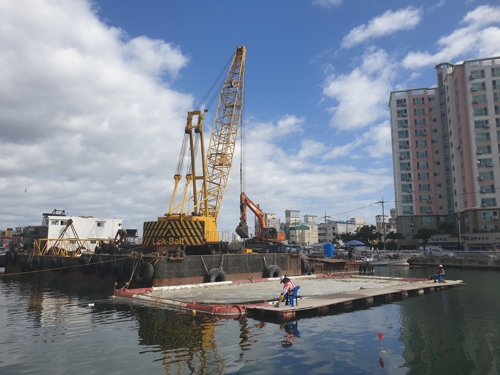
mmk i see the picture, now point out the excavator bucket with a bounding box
[235,224,249,239]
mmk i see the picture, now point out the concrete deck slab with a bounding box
[114,274,463,319]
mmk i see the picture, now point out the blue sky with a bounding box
[1,0,500,236]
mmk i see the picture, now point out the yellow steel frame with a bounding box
[33,238,100,257]
[164,46,246,236]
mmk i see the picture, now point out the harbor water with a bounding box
[0,267,499,374]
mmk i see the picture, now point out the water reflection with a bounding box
[280,322,300,348]
[2,268,500,374]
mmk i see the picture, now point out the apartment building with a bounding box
[389,56,500,249]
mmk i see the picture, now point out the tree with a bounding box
[355,225,379,249]
[386,232,406,250]
[340,232,356,244]
[413,228,437,251]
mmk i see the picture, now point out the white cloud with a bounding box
[322,48,396,131]
[341,7,423,49]
[428,0,446,12]
[312,0,343,10]
[0,0,192,230]
[403,5,500,69]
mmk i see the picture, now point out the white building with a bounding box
[42,210,123,251]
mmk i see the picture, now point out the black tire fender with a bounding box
[59,258,69,274]
[10,251,18,265]
[206,268,227,283]
[266,265,282,278]
[95,262,106,277]
[301,260,311,275]
[51,258,59,272]
[79,256,92,275]
[32,257,42,271]
[133,262,154,286]
[19,259,27,272]
[112,264,124,282]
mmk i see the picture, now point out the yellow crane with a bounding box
[143,46,246,253]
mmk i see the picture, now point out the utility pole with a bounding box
[375,198,386,251]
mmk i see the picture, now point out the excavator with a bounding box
[235,192,286,244]
[142,46,246,255]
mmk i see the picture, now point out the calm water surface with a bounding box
[0,267,499,375]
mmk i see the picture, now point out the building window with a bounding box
[401,173,411,181]
[421,217,434,225]
[403,228,415,237]
[481,198,497,207]
[472,82,486,91]
[402,195,413,203]
[419,184,431,191]
[479,171,494,180]
[420,206,432,214]
[402,184,412,193]
[397,119,408,128]
[483,224,499,231]
[477,145,492,154]
[416,151,428,158]
[400,162,411,171]
[397,109,408,117]
[417,162,429,169]
[482,211,498,220]
[415,129,427,136]
[473,107,488,116]
[398,130,409,138]
[418,173,430,180]
[474,119,489,129]
[431,139,439,144]
[413,97,425,105]
[470,69,485,79]
[413,108,426,116]
[396,99,407,107]
[476,133,491,142]
[96,221,105,227]
[403,206,414,215]
[478,158,493,168]
[399,141,409,149]
[416,140,427,147]
[492,67,500,77]
[413,118,425,126]
[472,94,487,104]
[493,80,500,90]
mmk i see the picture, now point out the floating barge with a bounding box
[114,273,463,320]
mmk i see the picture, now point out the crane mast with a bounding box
[142,46,246,251]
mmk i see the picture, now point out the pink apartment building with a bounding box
[389,56,500,250]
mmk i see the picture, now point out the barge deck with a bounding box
[114,274,463,320]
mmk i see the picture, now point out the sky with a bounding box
[2,0,500,238]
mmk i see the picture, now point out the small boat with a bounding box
[387,257,410,267]
[370,258,391,266]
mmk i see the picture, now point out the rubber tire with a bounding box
[79,256,92,275]
[308,265,315,275]
[112,264,124,282]
[19,259,27,272]
[206,268,227,283]
[32,257,42,271]
[95,262,106,277]
[9,251,18,265]
[266,265,282,278]
[133,262,155,286]
[301,261,311,275]
[51,258,59,273]
[59,258,69,274]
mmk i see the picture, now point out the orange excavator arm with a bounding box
[235,192,266,239]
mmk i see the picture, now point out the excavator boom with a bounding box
[235,192,285,243]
